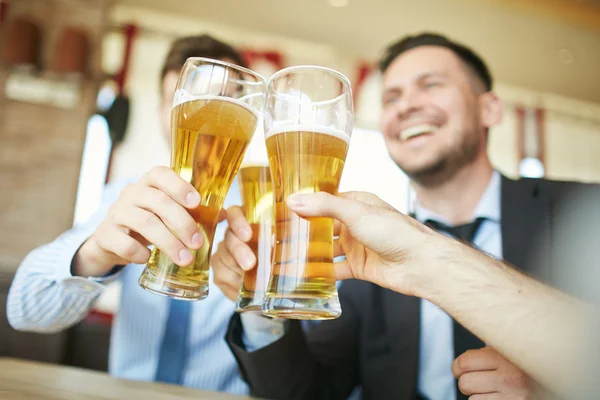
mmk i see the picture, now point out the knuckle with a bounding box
[121,241,140,260]
[132,248,150,264]
[139,211,156,228]
[120,184,137,200]
[227,206,243,222]
[504,373,528,389]
[213,273,223,285]
[150,166,169,177]
[225,230,238,247]
[314,191,329,201]
[149,189,170,208]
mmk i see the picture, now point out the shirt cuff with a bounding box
[240,312,286,352]
[53,232,119,298]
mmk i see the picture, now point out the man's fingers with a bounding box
[212,255,243,302]
[134,186,202,250]
[215,242,244,279]
[333,219,342,237]
[226,206,253,242]
[333,237,344,258]
[287,192,366,229]
[95,230,150,265]
[453,347,500,377]
[224,229,256,271]
[468,394,505,400]
[334,259,354,281]
[140,166,200,209]
[116,207,193,266]
[457,371,501,395]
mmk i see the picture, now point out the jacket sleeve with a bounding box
[226,280,363,400]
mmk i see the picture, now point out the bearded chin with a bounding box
[400,138,481,187]
[404,158,451,187]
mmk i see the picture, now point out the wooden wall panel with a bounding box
[0,0,111,271]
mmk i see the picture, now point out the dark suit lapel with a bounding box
[381,288,421,399]
[500,176,552,278]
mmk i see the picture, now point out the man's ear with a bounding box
[479,92,503,129]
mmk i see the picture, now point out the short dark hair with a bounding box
[379,33,493,91]
[160,34,246,83]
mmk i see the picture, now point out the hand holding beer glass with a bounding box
[262,66,353,319]
[138,58,266,300]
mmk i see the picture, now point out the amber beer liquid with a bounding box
[139,95,258,300]
[263,126,349,319]
[235,165,273,312]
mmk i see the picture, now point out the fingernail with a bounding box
[242,254,255,270]
[287,194,306,208]
[186,191,200,206]
[191,232,202,247]
[179,248,193,264]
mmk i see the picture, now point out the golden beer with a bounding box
[235,165,273,312]
[139,95,259,299]
[263,127,349,319]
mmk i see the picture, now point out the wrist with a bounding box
[399,230,462,301]
[72,236,117,278]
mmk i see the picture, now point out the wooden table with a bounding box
[0,357,256,399]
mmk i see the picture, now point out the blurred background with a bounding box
[1,0,599,373]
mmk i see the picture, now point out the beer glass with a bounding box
[262,66,353,319]
[235,163,273,312]
[139,58,266,300]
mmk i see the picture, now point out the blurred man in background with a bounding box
[212,33,600,400]
[7,35,251,394]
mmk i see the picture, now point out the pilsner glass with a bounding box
[139,58,266,300]
[262,65,353,319]
[234,163,273,312]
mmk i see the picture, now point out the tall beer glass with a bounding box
[235,163,273,312]
[262,66,353,319]
[139,58,266,300]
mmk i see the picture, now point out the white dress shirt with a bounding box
[414,171,502,400]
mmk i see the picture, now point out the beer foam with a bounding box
[265,125,350,144]
[171,90,260,119]
[240,161,270,168]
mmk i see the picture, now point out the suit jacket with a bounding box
[226,176,600,400]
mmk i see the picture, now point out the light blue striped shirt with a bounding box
[7,177,249,394]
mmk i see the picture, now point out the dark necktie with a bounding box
[155,298,191,384]
[424,217,486,400]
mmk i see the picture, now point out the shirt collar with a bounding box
[414,170,501,225]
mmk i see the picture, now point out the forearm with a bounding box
[7,235,106,333]
[416,236,598,398]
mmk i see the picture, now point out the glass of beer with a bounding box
[235,163,274,312]
[262,66,353,319]
[138,58,266,300]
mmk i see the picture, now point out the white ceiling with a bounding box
[117,0,600,104]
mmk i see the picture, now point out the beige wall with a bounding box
[105,4,600,185]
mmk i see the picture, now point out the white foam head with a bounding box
[265,124,350,144]
[171,90,260,120]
